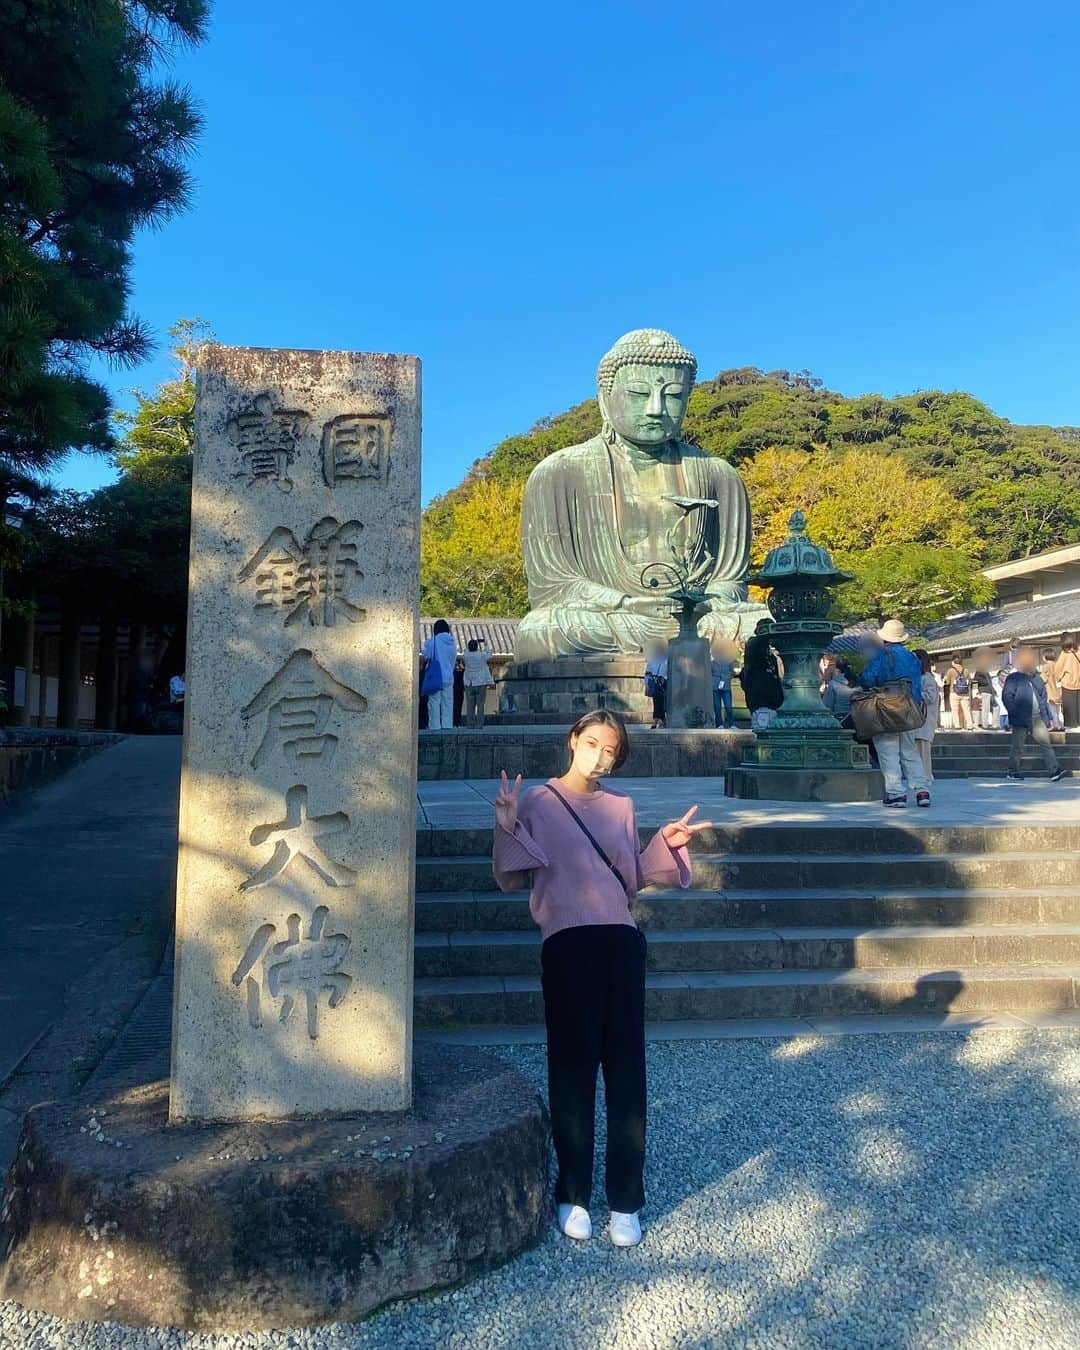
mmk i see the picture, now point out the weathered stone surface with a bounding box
[0,1044,550,1331]
[665,636,713,729]
[172,347,420,1121]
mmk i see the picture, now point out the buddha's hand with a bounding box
[495,770,523,833]
[661,805,714,850]
[619,593,679,617]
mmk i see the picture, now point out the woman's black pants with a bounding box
[540,923,647,1214]
[1063,687,1080,729]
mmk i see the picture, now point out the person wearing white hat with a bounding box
[858,620,932,807]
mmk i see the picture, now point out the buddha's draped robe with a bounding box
[515,435,752,660]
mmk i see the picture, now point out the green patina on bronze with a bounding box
[726,512,883,802]
[514,329,756,661]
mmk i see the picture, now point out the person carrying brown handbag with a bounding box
[856,620,931,807]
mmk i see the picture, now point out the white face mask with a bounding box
[570,735,618,781]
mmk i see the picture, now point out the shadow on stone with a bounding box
[0,1042,550,1332]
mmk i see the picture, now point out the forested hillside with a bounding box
[421,368,1080,625]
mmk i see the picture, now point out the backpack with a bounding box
[953,672,970,696]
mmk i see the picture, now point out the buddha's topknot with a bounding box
[596,329,697,393]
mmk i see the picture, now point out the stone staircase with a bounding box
[413,820,1080,1033]
[930,730,1080,778]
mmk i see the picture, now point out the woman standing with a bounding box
[421,619,457,730]
[914,649,941,783]
[1053,635,1080,730]
[1041,649,1065,730]
[493,710,709,1248]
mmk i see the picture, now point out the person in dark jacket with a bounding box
[1002,648,1067,781]
[739,621,784,731]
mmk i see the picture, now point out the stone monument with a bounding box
[0,346,551,1329]
[170,346,420,1120]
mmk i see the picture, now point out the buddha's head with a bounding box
[597,329,697,450]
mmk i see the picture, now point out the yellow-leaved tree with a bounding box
[740,448,976,561]
[420,477,527,617]
[738,448,990,624]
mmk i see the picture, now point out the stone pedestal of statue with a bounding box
[495,655,656,724]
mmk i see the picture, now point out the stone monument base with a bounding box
[493,655,750,726]
[0,1044,549,1332]
[494,656,654,724]
[725,729,885,802]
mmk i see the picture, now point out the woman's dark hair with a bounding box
[836,659,854,681]
[1061,633,1078,652]
[467,638,478,651]
[566,709,630,772]
[433,619,451,637]
[914,647,933,674]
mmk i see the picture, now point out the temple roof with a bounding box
[420,618,519,656]
[919,593,1080,654]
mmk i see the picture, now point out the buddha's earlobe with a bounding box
[598,390,616,444]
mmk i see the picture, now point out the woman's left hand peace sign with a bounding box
[660,805,713,850]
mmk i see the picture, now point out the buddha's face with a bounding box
[601,362,690,448]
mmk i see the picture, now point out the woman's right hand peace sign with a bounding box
[495,770,522,833]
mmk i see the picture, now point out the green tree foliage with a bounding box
[0,0,208,478]
[833,545,996,628]
[113,316,210,486]
[422,365,1080,621]
[421,479,527,617]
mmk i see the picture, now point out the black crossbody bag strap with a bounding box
[543,783,630,895]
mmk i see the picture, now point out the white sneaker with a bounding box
[557,1203,592,1241]
[609,1210,642,1247]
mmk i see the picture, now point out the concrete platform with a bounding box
[416,774,1080,832]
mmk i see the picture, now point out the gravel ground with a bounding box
[4,1029,1079,1349]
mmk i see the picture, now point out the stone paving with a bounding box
[418,773,1080,830]
[0,737,180,1172]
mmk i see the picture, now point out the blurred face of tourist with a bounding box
[1017,648,1038,674]
[603,363,690,447]
[569,725,622,781]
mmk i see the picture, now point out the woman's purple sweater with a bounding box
[492,780,692,941]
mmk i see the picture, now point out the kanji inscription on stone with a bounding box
[239,517,366,627]
[241,648,367,769]
[232,906,352,1040]
[172,345,420,1123]
[321,414,389,485]
[227,392,311,491]
[240,784,356,891]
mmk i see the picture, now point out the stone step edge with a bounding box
[414,966,1080,995]
[416,886,1080,904]
[416,850,1080,867]
[416,1010,1080,1045]
[415,922,1080,949]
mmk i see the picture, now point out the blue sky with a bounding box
[59,0,1080,504]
